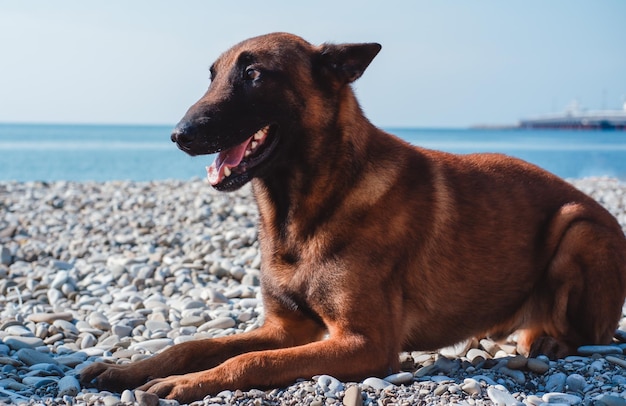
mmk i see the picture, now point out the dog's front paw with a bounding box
[528,336,573,360]
[80,362,147,392]
[139,373,211,403]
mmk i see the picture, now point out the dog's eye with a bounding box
[245,68,261,81]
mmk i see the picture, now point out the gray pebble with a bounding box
[3,336,45,350]
[342,385,362,406]
[577,345,623,355]
[88,312,111,330]
[542,392,583,405]
[606,355,626,369]
[595,394,626,406]
[27,312,73,323]
[316,374,344,394]
[461,378,481,395]
[53,319,79,335]
[21,376,58,388]
[527,358,550,374]
[565,373,586,393]
[135,389,159,406]
[120,389,135,403]
[57,375,81,397]
[16,348,57,365]
[102,395,122,406]
[383,372,413,385]
[487,386,522,406]
[499,366,526,385]
[129,338,174,353]
[199,316,236,330]
[362,377,393,391]
[545,372,567,392]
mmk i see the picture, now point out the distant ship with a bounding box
[519,100,626,130]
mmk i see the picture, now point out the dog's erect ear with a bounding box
[317,42,382,84]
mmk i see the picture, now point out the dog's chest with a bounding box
[261,258,340,324]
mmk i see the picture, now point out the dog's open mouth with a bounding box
[207,124,278,189]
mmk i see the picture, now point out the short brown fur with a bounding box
[81,33,626,403]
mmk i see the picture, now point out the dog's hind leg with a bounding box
[521,216,626,359]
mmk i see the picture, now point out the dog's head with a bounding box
[171,32,381,191]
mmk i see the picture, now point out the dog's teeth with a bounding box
[254,131,264,140]
[244,150,252,157]
[251,141,258,150]
[224,167,231,177]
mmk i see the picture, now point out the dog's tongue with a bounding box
[207,142,248,185]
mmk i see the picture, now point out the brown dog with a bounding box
[80,33,626,402]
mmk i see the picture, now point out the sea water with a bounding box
[1,123,625,182]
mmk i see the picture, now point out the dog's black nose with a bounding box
[171,126,192,146]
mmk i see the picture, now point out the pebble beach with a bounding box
[0,177,625,406]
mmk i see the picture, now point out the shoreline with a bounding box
[0,178,625,405]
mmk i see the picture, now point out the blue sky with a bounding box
[1,1,624,128]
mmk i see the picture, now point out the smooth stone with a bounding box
[16,348,58,365]
[577,345,622,356]
[342,385,362,406]
[434,356,460,374]
[470,375,498,386]
[120,390,135,403]
[431,375,454,383]
[27,312,73,324]
[80,333,97,349]
[129,338,173,353]
[433,384,449,396]
[4,325,33,337]
[506,355,528,370]
[545,372,567,393]
[499,366,526,384]
[606,355,626,369]
[527,358,550,374]
[50,270,69,289]
[200,317,236,330]
[57,375,80,397]
[383,371,413,385]
[467,348,489,363]
[21,376,58,388]
[316,374,344,394]
[88,312,111,330]
[615,329,626,343]
[55,355,87,367]
[0,378,28,390]
[362,377,394,391]
[565,373,586,393]
[414,364,438,378]
[0,356,22,367]
[3,336,45,350]
[461,378,481,395]
[487,386,522,406]
[179,315,205,327]
[145,320,170,332]
[542,392,583,405]
[135,389,159,406]
[182,300,205,310]
[53,319,80,335]
[112,324,132,337]
[596,394,626,406]
[102,395,122,406]
[0,246,11,265]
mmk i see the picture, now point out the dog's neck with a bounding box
[251,89,409,253]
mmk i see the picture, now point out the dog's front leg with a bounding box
[80,315,324,392]
[139,332,394,403]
